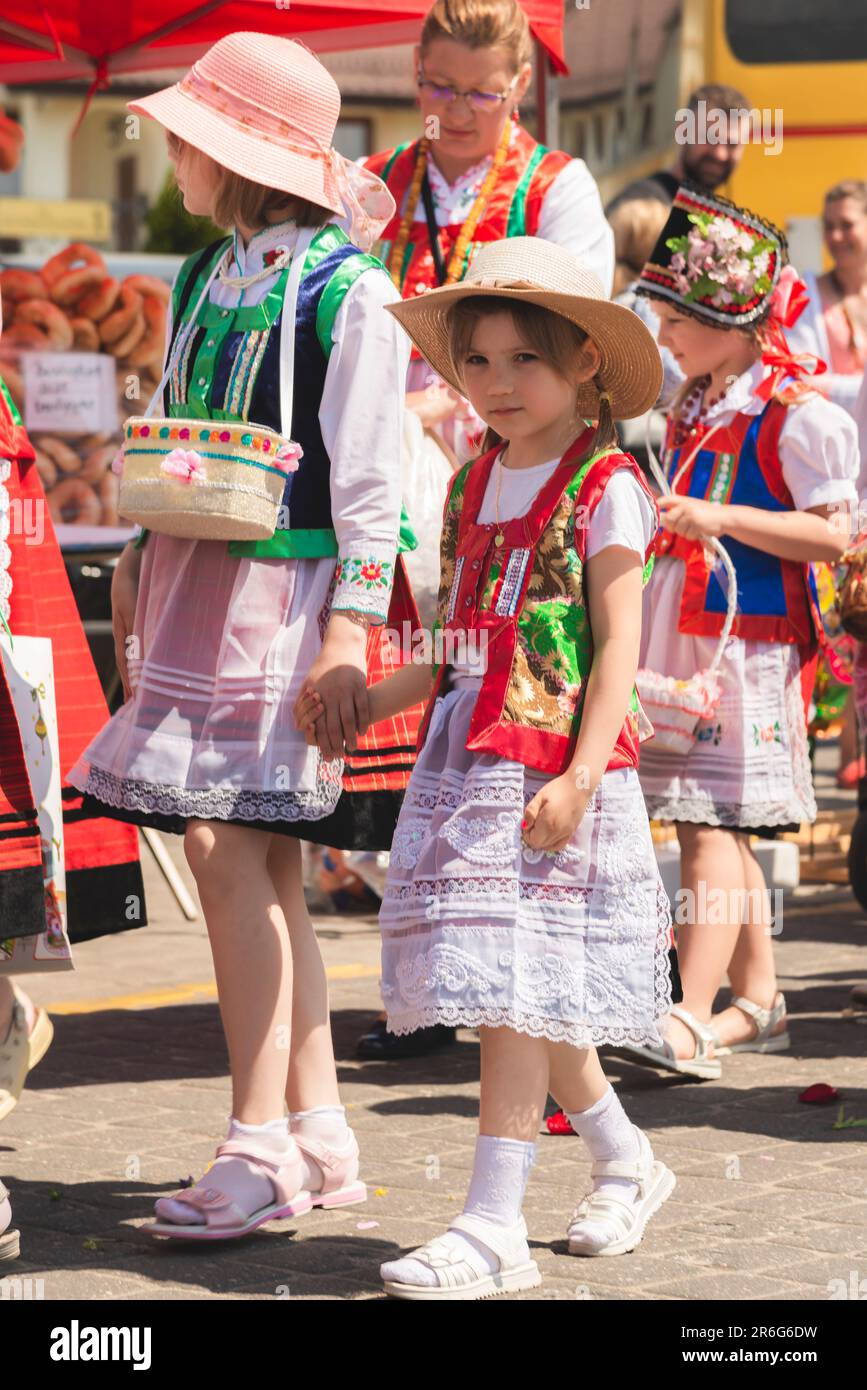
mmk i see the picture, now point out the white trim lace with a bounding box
[380,688,673,1048]
[81,762,342,823]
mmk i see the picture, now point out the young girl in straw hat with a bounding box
[357,0,615,1064]
[299,236,677,1299]
[627,186,858,1078]
[70,33,414,1240]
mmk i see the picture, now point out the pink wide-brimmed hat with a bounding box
[128,32,394,251]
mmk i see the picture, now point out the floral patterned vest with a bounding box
[658,399,821,647]
[365,125,572,300]
[418,429,658,776]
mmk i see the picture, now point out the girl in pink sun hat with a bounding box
[70,32,415,1240]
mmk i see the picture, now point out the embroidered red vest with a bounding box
[364,125,572,300]
[418,429,658,776]
[658,400,821,649]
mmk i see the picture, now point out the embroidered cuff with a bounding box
[332,547,396,625]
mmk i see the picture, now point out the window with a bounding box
[641,102,655,150]
[725,0,867,64]
[333,118,372,162]
[0,107,22,197]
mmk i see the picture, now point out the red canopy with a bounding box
[0,2,567,88]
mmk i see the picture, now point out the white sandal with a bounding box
[381,1213,541,1301]
[711,992,790,1055]
[567,1129,676,1257]
[616,1005,722,1079]
[0,1180,20,1262]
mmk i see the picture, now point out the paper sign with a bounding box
[22,352,119,435]
[0,633,74,974]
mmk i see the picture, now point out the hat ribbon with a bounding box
[755,319,827,403]
[472,276,540,290]
[767,265,810,330]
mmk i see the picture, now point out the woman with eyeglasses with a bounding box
[353,0,613,1062]
[365,0,612,467]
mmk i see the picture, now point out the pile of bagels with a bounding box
[0,242,170,527]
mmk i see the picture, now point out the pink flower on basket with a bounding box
[110,450,124,477]
[161,448,207,483]
[274,441,303,471]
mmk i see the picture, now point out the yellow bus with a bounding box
[687,0,867,266]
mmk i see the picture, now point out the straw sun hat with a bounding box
[387,237,663,419]
[128,32,394,249]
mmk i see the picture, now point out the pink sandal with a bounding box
[288,1131,368,1214]
[147,1138,308,1242]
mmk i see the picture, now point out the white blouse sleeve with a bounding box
[854,370,867,498]
[319,266,411,623]
[585,469,657,561]
[778,394,860,511]
[535,159,615,295]
[786,272,864,418]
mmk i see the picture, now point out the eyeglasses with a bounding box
[416,68,519,113]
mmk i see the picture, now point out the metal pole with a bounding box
[141,826,200,921]
[536,38,547,145]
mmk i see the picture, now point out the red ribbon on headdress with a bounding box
[755,265,827,401]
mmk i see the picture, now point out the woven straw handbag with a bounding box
[837,530,867,642]
[636,414,738,754]
[117,227,314,541]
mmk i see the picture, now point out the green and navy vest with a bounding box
[141,222,415,559]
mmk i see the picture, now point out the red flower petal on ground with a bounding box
[798,1083,839,1104]
[546,1110,575,1135]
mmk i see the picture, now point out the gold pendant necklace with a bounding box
[493,450,506,547]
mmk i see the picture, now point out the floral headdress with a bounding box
[635,184,785,328]
[636,183,827,399]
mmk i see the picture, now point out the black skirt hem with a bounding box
[80,789,404,852]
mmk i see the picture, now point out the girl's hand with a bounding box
[111,542,142,701]
[522,774,589,854]
[294,688,325,746]
[297,620,369,760]
[658,494,726,540]
[407,384,468,430]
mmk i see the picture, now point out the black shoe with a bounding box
[355,1019,457,1059]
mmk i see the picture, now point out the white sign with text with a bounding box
[22,352,118,435]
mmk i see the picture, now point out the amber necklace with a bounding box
[388,118,512,290]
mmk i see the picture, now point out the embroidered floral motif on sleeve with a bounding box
[332,548,396,621]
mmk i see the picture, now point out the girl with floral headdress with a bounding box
[625,185,859,1078]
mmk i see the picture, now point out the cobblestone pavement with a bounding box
[3,790,866,1302]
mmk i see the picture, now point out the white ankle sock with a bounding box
[288,1105,353,1193]
[566,1087,642,1250]
[381,1135,535,1289]
[155,1116,295,1226]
